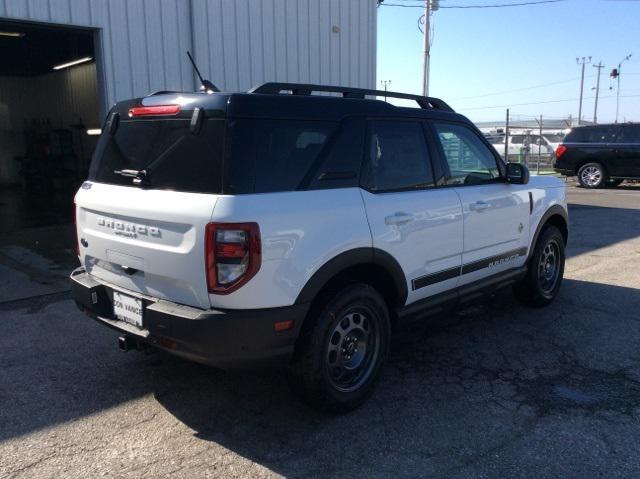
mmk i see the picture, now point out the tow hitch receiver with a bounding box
[118,335,146,352]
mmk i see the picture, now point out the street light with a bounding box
[614,54,632,123]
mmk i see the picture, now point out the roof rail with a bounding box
[248,82,455,112]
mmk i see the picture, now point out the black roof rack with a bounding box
[248,82,455,113]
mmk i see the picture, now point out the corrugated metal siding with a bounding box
[191,0,376,92]
[0,0,376,111]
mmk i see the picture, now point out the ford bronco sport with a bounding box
[72,83,568,412]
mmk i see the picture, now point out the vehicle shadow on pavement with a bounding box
[148,278,640,477]
[2,276,639,476]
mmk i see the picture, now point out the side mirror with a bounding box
[506,162,530,184]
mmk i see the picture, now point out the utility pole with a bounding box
[504,108,510,161]
[613,53,632,123]
[536,115,543,174]
[592,61,604,124]
[576,56,591,125]
[422,0,431,97]
[380,80,391,101]
[421,1,438,96]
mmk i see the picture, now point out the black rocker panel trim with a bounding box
[399,266,527,319]
[411,247,528,291]
[412,266,459,290]
[460,247,528,275]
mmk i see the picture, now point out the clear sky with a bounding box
[377,0,640,124]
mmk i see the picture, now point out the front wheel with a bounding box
[287,283,390,413]
[577,162,605,188]
[514,225,565,307]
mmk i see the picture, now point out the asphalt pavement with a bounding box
[1,181,639,478]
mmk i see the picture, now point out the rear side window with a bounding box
[361,120,434,192]
[89,118,224,193]
[617,125,640,143]
[433,123,501,186]
[225,119,335,194]
[565,126,619,143]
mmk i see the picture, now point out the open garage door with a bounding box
[0,20,101,302]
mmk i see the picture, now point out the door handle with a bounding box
[385,212,415,226]
[469,201,491,212]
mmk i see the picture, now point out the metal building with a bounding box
[0,0,377,232]
[0,0,377,116]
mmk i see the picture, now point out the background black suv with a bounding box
[554,123,640,188]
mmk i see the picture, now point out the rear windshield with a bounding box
[89,118,225,193]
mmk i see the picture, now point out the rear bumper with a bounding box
[553,167,574,176]
[553,159,574,176]
[70,268,309,368]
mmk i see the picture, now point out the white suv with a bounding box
[72,83,568,412]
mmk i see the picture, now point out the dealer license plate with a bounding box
[113,291,143,328]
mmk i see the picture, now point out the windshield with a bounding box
[88,118,225,193]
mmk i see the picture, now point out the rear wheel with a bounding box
[577,162,605,188]
[287,283,390,413]
[514,225,565,307]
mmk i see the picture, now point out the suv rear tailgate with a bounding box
[75,182,217,309]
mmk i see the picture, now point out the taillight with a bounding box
[128,105,180,117]
[555,144,567,158]
[205,223,261,294]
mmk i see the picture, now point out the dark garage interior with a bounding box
[0,20,100,235]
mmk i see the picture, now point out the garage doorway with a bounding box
[0,20,102,301]
[0,20,101,232]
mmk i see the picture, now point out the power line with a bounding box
[456,93,640,111]
[380,0,565,8]
[449,76,594,101]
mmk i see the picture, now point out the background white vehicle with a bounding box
[490,132,554,158]
[72,83,569,412]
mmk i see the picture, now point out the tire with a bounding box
[287,283,391,413]
[577,162,605,188]
[605,178,624,188]
[513,225,565,307]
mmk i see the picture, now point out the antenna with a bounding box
[186,51,219,93]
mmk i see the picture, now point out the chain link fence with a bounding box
[479,113,577,174]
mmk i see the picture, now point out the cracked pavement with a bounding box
[1,183,639,478]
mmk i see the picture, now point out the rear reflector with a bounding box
[128,105,181,117]
[555,144,567,158]
[274,320,295,332]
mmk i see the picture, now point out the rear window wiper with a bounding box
[114,169,149,186]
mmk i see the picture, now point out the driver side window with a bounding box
[434,123,501,186]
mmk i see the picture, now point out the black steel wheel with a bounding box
[514,225,565,307]
[325,309,380,393]
[537,238,561,297]
[287,283,390,413]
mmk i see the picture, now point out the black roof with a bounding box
[113,82,469,124]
